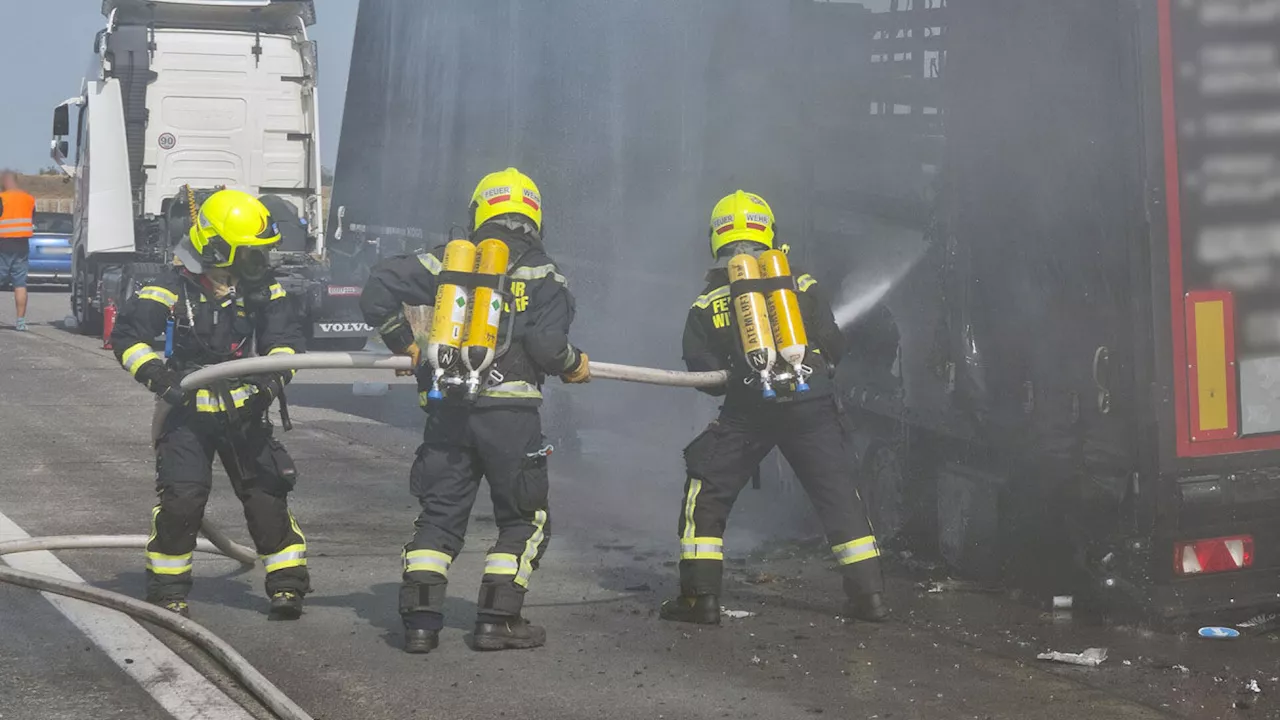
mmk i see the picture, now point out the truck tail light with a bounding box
[1174,534,1253,576]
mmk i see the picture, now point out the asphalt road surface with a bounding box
[5,289,1280,720]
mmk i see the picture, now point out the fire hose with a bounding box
[0,537,312,720]
[0,352,726,720]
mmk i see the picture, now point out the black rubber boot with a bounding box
[472,617,546,651]
[154,599,190,618]
[404,628,440,654]
[843,592,889,623]
[269,591,304,620]
[659,594,720,625]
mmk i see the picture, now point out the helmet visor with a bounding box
[198,216,282,268]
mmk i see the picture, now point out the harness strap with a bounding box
[729,276,795,299]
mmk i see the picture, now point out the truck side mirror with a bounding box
[58,141,69,158]
[53,105,70,137]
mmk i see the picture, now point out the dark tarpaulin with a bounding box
[328,0,885,455]
[942,0,1145,525]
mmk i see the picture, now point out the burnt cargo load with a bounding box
[862,0,1280,617]
[328,0,1280,616]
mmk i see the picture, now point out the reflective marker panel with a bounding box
[1174,534,1253,576]
[1185,291,1238,442]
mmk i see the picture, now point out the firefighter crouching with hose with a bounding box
[360,168,589,654]
[111,189,309,620]
[661,191,889,625]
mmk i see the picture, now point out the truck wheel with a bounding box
[862,438,908,547]
[123,263,169,293]
[72,257,103,336]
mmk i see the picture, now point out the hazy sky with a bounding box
[0,0,358,173]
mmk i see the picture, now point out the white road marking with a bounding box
[0,509,254,720]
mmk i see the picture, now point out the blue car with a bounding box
[28,211,74,285]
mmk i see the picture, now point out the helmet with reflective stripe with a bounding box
[470,167,542,232]
[709,190,775,257]
[189,189,281,268]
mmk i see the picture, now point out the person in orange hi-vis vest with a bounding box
[0,172,35,331]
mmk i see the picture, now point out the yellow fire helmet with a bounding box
[709,190,776,257]
[189,189,281,269]
[470,167,543,232]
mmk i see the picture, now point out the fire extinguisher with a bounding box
[101,300,117,350]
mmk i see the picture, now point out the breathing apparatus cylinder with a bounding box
[759,249,809,393]
[728,254,778,399]
[461,238,510,398]
[426,239,478,400]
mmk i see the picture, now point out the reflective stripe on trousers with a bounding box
[832,535,880,566]
[515,509,548,588]
[679,479,722,560]
[405,548,452,577]
[682,479,702,541]
[146,506,193,575]
[680,537,724,561]
[484,552,520,577]
[262,513,308,573]
[262,544,307,573]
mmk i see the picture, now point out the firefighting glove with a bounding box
[561,351,591,384]
[397,342,423,378]
[245,373,287,415]
[141,365,189,408]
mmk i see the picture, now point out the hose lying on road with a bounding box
[0,537,313,720]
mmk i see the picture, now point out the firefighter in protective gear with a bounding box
[361,168,588,654]
[111,189,309,620]
[661,191,888,625]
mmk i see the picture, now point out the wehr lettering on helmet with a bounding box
[711,214,736,235]
[522,188,541,211]
[744,213,771,232]
[483,186,513,204]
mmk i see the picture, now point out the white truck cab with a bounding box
[52,0,336,338]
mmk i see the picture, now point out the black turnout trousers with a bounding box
[147,406,309,602]
[399,405,551,621]
[679,396,884,598]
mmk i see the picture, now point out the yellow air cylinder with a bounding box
[728,253,778,399]
[462,238,510,396]
[425,239,477,399]
[759,249,810,392]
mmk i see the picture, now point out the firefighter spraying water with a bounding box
[662,190,887,625]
